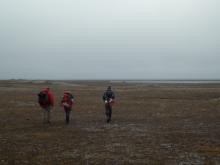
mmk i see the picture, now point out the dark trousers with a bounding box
[43,107,51,124]
[64,107,71,124]
[105,103,112,123]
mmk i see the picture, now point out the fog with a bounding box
[0,0,219,80]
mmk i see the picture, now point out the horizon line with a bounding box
[1,79,220,81]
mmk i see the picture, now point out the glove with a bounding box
[63,102,69,107]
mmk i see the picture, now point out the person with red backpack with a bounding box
[38,88,54,124]
[61,91,74,124]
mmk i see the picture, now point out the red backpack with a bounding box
[61,93,74,107]
[38,91,49,105]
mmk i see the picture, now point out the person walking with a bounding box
[38,88,54,124]
[103,86,115,123]
[61,91,74,124]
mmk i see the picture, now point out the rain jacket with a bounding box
[61,92,74,109]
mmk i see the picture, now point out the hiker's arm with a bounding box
[112,92,115,99]
[49,93,54,106]
[103,92,106,101]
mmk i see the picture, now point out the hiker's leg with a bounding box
[109,106,112,121]
[47,107,51,123]
[43,108,47,123]
[105,104,109,117]
[64,107,67,123]
[67,109,70,124]
[64,107,70,124]
[105,104,111,123]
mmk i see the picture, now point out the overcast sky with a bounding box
[0,0,219,80]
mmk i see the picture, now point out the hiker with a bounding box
[38,88,54,124]
[61,91,74,124]
[103,86,115,123]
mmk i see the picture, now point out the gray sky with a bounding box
[0,0,219,80]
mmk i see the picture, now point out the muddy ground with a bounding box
[0,80,220,165]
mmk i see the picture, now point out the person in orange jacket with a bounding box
[38,88,54,124]
[61,91,74,124]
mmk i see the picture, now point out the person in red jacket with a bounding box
[38,88,54,124]
[61,91,74,124]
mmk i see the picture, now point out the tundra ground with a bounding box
[0,80,220,165]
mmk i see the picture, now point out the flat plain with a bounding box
[0,80,220,165]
